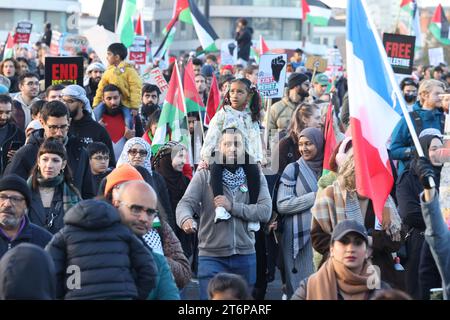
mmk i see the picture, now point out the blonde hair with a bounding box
[338,153,356,192]
[418,79,446,104]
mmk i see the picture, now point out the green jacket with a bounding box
[147,252,180,300]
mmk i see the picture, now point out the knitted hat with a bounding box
[0,174,32,206]
[287,72,309,89]
[104,164,144,196]
[201,64,214,77]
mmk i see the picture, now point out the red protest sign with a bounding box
[129,36,146,65]
[13,21,33,44]
[382,33,415,75]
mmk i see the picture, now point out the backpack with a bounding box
[409,110,445,136]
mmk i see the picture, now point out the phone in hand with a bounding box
[9,141,22,151]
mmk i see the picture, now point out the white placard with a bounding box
[141,67,169,102]
[220,41,238,66]
[257,54,288,98]
[429,47,445,67]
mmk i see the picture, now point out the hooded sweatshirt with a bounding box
[0,243,56,300]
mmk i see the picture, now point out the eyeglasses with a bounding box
[92,155,110,161]
[120,201,158,218]
[128,149,148,157]
[47,124,68,132]
[0,193,25,205]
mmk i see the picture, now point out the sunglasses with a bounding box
[128,149,148,157]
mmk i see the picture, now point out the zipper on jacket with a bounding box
[8,242,12,250]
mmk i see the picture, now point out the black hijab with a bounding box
[411,134,443,188]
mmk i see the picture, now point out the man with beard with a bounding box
[62,85,115,167]
[84,62,105,106]
[140,84,161,128]
[0,174,52,258]
[267,72,310,132]
[5,101,95,199]
[11,72,41,131]
[177,128,272,299]
[0,95,25,174]
[99,84,143,161]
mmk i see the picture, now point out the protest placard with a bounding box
[382,33,415,75]
[257,54,287,98]
[45,56,84,88]
[428,47,445,67]
[141,67,169,102]
[305,56,328,73]
[220,41,238,66]
[50,31,62,56]
[13,21,33,44]
[129,36,147,64]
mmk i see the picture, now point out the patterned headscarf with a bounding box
[117,137,153,173]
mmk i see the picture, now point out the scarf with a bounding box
[117,137,153,174]
[222,167,246,193]
[306,257,377,300]
[154,146,189,211]
[298,127,324,178]
[312,179,402,242]
[210,154,260,204]
[142,229,164,255]
[29,174,81,214]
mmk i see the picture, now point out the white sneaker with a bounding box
[214,206,231,223]
[282,293,288,300]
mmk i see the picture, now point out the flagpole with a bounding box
[175,60,194,166]
[360,0,433,187]
[115,0,119,32]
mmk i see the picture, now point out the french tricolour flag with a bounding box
[346,0,401,222]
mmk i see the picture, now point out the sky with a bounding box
[80,0,450,16]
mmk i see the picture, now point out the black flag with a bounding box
[97,0,123,32]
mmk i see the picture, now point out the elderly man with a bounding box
[113,180,180,300]
[84,62,105,106]
[177,127,272,299]
[63,85,115,167]
[0,174,52,258]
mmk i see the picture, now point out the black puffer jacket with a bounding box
[0,122,25,174]
[45,200,158,300]
[4,129,95,199]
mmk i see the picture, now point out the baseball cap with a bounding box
[331,220,369,244]
[314,73,329,86]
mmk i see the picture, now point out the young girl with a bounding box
[200,79,262,226]
[200,78,262,165]
[208,273,252,300]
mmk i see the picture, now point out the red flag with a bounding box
[301,0,310,20]
[322,102,337,172]
[135,13,143,35]
[183,60,205,113]
[205,74,220,127]
[259,35,269,55]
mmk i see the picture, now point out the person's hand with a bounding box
[130,109,139,117]
[198,160,209,170]
[181,219,197,234]
[268,221,278,232]
[271,56,286,82]
[124,127,136,140]
[414,157,436,189]
[214,196,232,212]
[6,150,16,161]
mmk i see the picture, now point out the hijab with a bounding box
[117,137,153,173]
[412,134,443,188]
[298,127,325,178]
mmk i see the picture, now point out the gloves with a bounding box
[414,157,436,189]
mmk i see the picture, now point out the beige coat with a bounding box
[267,97,298,131]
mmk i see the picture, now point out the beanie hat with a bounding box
[104,164,144,196]
[0,85,8,94]
[201,64,214,77]
[288,72,309,89]
[0,75,11,91]
[0,174,32,206]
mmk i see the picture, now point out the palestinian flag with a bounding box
[205,74,220,127]
[154,25,177,60]
[153,62,190,155]
[400,0,422,47]
[1,33,15,61]
[300,0,331,26]
[429,4,450,45]
[183,60,206,114]
[322,101,337,175]
[165,0,219,52]
[259,35,270,55]
[116,0,137,47]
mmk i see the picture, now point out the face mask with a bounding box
[404,93,417,103]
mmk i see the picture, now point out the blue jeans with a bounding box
[198,254,256,300]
